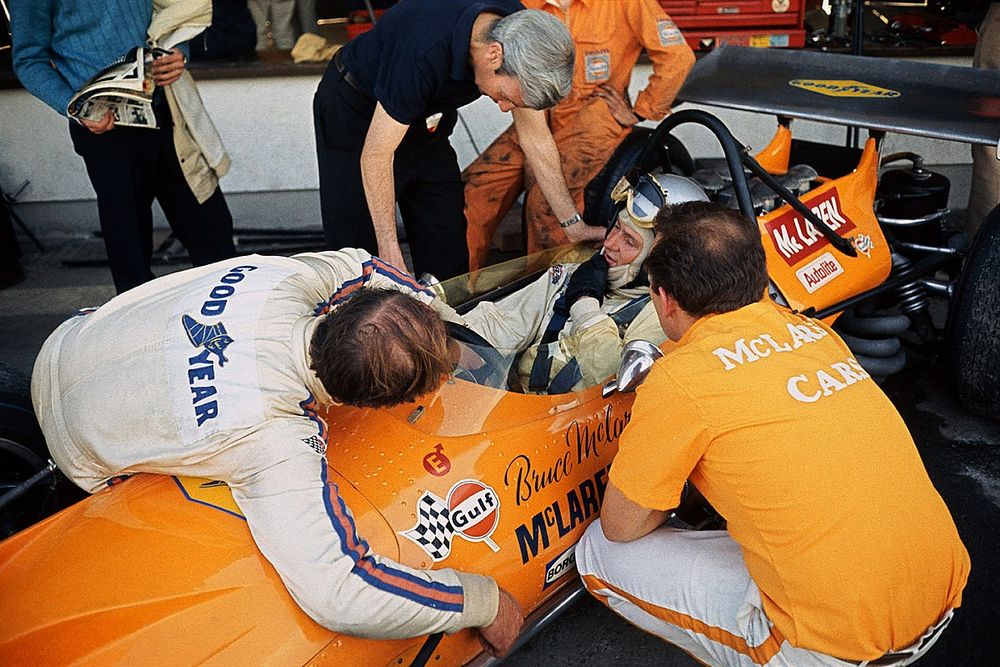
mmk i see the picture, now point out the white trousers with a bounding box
[575,520,949,667]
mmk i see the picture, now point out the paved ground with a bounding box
[2,194,998,666]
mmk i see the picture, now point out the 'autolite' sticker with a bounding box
[764,187,856,266]
[795,252,844,293]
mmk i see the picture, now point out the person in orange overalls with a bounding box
[464,0,695,272]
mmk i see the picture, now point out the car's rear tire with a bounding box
[0,362,46,457]
[949,204,1000,420]
[0,362,68,538]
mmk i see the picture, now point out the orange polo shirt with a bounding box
[523,0,694,131]
[611,301,970,660]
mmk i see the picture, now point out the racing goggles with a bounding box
[610,167,667,227]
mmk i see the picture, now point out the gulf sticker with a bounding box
[584,51,610,83]
[401,479,501,562]
[763,187,856,266]
[657,19,686,47]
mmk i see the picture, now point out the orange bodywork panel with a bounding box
[0,379,634,666]
[758,137,891,316]
[754,123,792,175]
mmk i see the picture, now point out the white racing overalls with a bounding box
[460,261,666,393]
[31,248,497,638]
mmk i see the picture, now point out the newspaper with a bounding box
[67,47,171,129]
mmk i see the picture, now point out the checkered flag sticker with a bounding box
[401,491,454,562]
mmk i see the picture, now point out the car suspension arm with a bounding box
[0,459,57,512]
[809,252,956,320]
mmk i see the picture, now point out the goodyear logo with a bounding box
[788,79,900,98]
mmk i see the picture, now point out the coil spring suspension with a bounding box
[834,306,910,381]
[891,253,937,344]
[891,253,929,318]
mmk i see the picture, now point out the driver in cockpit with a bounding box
[460,169,709,393]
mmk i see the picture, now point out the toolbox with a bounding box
[660,0,806,50]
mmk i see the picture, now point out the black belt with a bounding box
[333,50,369,98]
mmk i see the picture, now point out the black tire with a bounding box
[0,362,45,458]
[948,204,1000,420]
[0,362,70,538]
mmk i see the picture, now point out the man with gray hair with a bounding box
[314,0,577,281]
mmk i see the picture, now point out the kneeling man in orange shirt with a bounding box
[577,201,969,666]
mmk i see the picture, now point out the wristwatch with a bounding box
[559,213,582,228]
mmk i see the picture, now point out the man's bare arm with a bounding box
[361,104,410,269]
[512,108,605,243]
[600,481,670,542]
[477,587,524,657]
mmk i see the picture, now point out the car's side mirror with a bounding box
[602,339,664,397]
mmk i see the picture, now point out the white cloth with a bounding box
[576,520,952,667]
[149,0,231,204]
[460,261,665,392]
[31,248,498,639]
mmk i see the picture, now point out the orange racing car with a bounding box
[1,45,998,666]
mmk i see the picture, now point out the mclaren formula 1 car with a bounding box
[1,45,998,666]
[0,243,664,666]
[582,45,1000,417]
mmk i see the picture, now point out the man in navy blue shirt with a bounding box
[314,0,600,280]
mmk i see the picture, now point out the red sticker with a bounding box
[422,443,451,477]
[763,187,856,266]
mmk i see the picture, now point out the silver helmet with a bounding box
[608,171,710,287]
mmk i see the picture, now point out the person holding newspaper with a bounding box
[10,0,236,294]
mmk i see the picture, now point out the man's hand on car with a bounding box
[478,587,523,657]
[564,251,610,306]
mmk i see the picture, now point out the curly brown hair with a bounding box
[646,201,768,317]
[309,289,451,408]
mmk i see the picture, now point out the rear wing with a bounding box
[677,46,1000,148]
